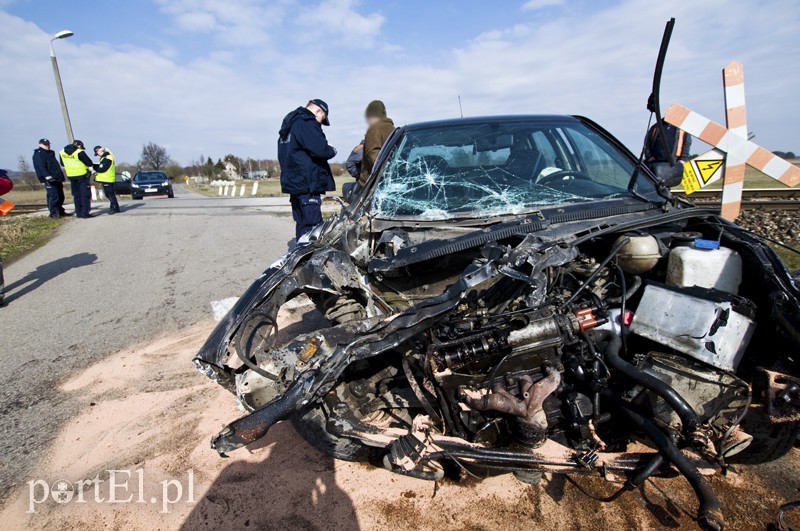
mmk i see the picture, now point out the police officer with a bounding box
[60,140,94,218]
[277,99,337,241]
[32,138,69,218]
[93,145,119,214]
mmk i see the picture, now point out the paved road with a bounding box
[0,185,297,503]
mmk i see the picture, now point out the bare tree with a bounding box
[139,142,170,170]
[17,155,38,190]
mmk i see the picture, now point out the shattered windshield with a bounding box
[370,119,655,220]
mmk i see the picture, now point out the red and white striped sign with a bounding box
[665,61,800,220]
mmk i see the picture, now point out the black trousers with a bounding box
[69,175,91,217]
[102,183,119,212]
[0,254,4,302]
[45,181,66,216]
[289,193,322,241]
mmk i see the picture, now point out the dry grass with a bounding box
[0,215,65,263]
[5,185,74,205]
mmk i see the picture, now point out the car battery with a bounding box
[629,282,756,371]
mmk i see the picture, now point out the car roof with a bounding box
[402,114,581,131]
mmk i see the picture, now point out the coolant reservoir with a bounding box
[666,240,742,294]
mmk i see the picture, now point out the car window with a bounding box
[135,172,167,181]
[562,127,633,190]
[370,119,655,220]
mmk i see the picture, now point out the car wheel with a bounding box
[729,406,800,464]
[168,191,175,198]
[290,404,384,462]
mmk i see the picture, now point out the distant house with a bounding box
[222,161,239,180]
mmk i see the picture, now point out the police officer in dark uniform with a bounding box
[277,99,337,241]
[32,138,69,218]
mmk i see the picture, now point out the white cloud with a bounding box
[521,0,565,11]
[154,0,288,47]
[298,0,385,46]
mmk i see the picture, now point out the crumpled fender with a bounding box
[193,243,319,384]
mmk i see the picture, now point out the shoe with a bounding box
[60,211,74,217]
[49,213,61,219]
[0,299,6,308]
[108,210,116,215]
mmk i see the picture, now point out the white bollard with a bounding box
[230,185,236,197]
[91,187,98,201]
[218,186,223,196]
[99,188,106,200]
[239,184,245,197]
[224,186,230,197]
[251,182,259,196]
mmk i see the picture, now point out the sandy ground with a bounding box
[2,324,798,530]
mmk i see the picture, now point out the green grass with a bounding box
[0,215,66,263]
[770,244,800,272]
[186,175,355,198]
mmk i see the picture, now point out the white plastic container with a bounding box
[666,245,742,294]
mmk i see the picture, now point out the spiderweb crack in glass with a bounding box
[372,154,591,221]
[368,120,645,221]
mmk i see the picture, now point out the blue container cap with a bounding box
[694,239,720,250]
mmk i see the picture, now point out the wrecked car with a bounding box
[195,113,800,530]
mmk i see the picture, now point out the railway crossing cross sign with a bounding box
[665,61,800,220]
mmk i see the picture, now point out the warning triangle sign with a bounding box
[697,160,724,184]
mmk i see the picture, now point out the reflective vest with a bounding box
[60,148,91,177]
[94,151,116,183]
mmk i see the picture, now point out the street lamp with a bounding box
[50,30,75,144]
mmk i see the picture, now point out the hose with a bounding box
[591,329,699,436]
[601,389,725,530]
[561,237,631,309]
[566,454,665,502]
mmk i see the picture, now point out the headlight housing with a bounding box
[132,183,140,188]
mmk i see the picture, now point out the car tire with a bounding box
[728,406,800,465]
[168,191,175,198]
[290,405,383,462]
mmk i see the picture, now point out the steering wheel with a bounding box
[535,169,592,186]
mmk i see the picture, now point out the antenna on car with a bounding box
[458,95,464,118]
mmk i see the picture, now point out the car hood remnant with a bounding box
[195,116,800,531]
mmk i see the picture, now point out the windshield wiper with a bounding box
[627,17,676,203]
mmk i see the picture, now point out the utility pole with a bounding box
[50,30,75,143]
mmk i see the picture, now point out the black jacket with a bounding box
[32,147,65,183]
[346,140,364,179]
[278,107,336,195]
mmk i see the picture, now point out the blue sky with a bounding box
[1,0,798,168]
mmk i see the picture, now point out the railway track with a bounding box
[675,188,800,211]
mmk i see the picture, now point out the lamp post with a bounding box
[50,30,75,144]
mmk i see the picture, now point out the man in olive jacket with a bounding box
[278,99,337,241]
[359,100,395,185]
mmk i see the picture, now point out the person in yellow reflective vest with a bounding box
[59,140,95,218]
[93,145,119,214]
